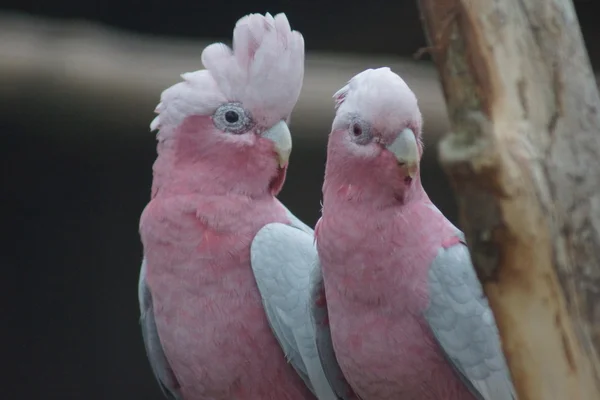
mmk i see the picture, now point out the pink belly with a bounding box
[328,300,475,400]
[151,267,314,400]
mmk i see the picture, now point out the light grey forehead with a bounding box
[333,69,422,132]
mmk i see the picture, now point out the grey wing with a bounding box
[309,259,357,400]
[138,259,182,400]
[424,241,517,400]
[250,221,338,400]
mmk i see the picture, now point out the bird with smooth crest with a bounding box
[311,67,516,400]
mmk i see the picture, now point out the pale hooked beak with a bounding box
[262,120,292,168]
[386,128,419,179]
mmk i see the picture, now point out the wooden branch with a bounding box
[418,0,600,399]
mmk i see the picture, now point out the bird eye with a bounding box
[225,110,239,123]
[213,103,253,134]
[348,117,371,145]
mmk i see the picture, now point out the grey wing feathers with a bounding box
[424,241,517,400]
[139,259,182,400]
[250,218,338,400]
[310,261,356,400]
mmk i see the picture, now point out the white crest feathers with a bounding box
[151,13,305,132]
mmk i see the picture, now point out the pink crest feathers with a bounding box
[151,13,305,133]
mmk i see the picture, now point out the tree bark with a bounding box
[418,0,600,399]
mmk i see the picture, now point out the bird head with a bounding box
[151,12,304,197]
[324,68,424,204]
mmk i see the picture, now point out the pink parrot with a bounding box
[138,12,337,400]
[310,68,516,400]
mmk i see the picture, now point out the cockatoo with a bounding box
[138,12,336,400]
[310,67,516,400]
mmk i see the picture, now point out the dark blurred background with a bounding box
[2,1,598,399]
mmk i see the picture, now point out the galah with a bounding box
[310,67,516,400]
[138,12,336,400]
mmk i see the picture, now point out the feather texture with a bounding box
[152,12,304,133]
[425,239,516,400]
[138,259,182,400]
[250,216,338,400]
[310,251,359,400]
[138,12,315,400]
[313,67,516,399]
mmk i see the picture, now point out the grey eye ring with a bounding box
[348,116,371,145]
[213,103,254,134]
